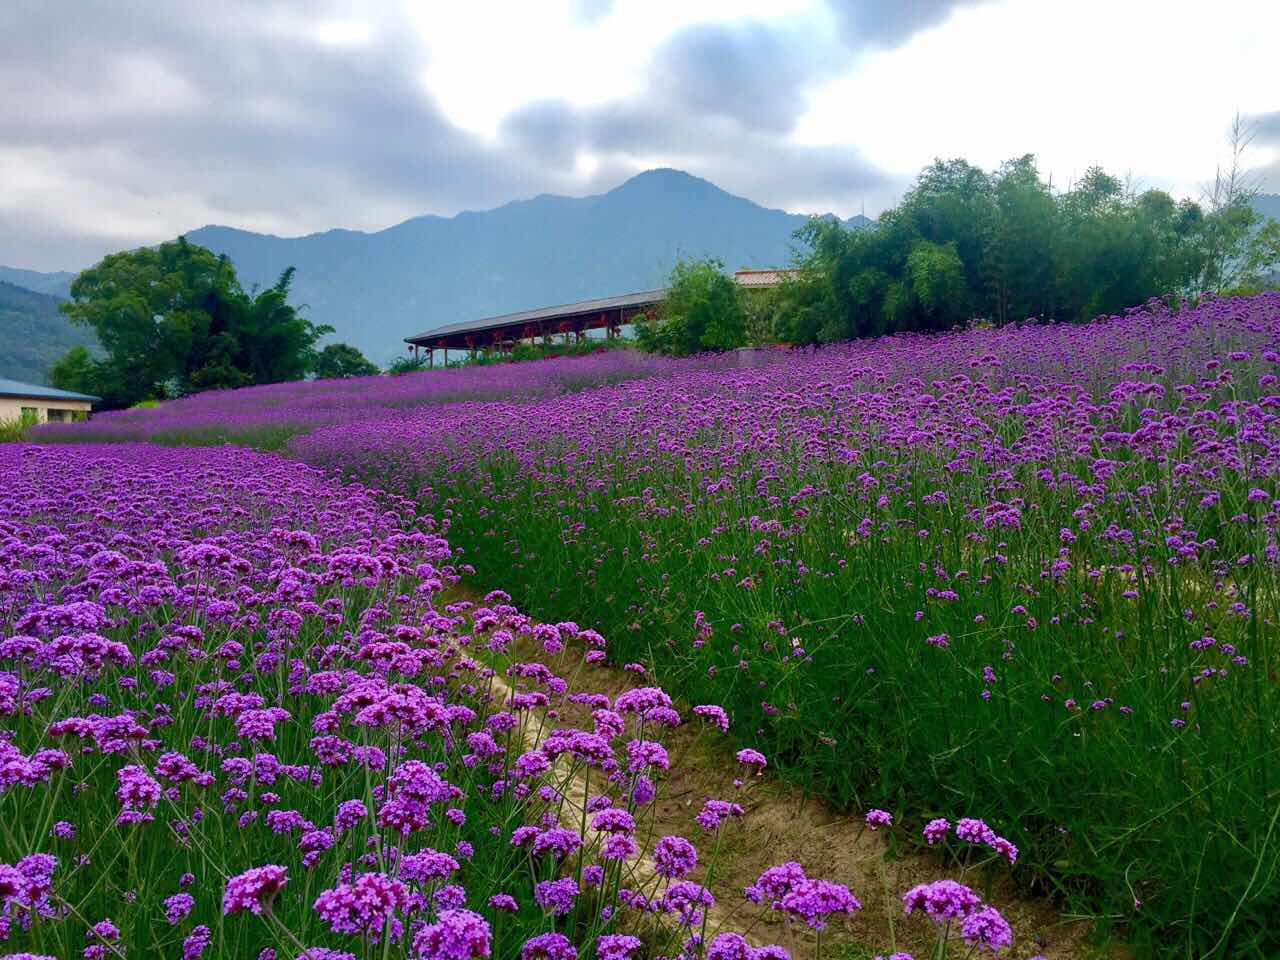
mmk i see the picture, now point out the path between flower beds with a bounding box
[469,589,1103,960]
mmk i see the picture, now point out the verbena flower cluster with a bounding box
[33,351,751,448]
[282,294,1280,951]
[6,443,960,960]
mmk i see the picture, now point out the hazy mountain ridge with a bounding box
[0,281,98,384]
[0,266,75,299]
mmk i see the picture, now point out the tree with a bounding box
[894,158,995,300]
[904,241,970,330]
[773,137,1277,348]
[49,345,104,397]
[235,268,332,384]
[636,257,746,356]
[59,238,329,407]
[312,343,380,379]
[985,155,1058,324]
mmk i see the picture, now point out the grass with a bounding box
[0,409,39,442]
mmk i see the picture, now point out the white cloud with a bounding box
[411,0,817,138]
[796,0,1280,199]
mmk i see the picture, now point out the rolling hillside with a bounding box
[0,281,98,384]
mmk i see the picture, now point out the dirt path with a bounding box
[475,595,1100,959]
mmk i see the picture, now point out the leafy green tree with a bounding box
[904,241,970,330]
[893,158,995,299]
[985,155,1058,324]
[60,238,328,407]
[772,139,1274,348]
[312,343,380,379]
[235,268,331,384]
[637,257,746,355]
[49,345,104,397]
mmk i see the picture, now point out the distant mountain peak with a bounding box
[621,167,706,185]
[183,168,816,363]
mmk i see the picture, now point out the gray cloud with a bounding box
[825,0,992,48]
[500,18,893,211]
[0,1,903,271]
[1252,111,1280,148]
[1238,112,1280,194]
[651,22,832,134]
[0,3,492,264]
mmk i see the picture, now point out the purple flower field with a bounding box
[35,350,757,450]
[289,294,1280,955]
[16,292,1280,956]
[0,443,1014,960]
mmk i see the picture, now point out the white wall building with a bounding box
[0,378,99,424]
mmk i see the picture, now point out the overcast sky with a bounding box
[3,0,1278,271]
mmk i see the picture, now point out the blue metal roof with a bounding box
[0,378,99,402]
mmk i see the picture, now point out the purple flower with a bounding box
[663,880,715,927]
[335,800,368,830]
[534,877,579,916]
[955,818,996,845]
[595,934,642,960]
[922,818,950,844]
[222,865,288,915]
[902,879,982,921]
[412,908,492,960]
[960,905,1013,953]
[434,884,466,910]
[487,893,518,912]
[653,835,698,879]
[624,739,669,772]
[778,878,861,929]
[864,809,893,830]
[695,799,744,833]
[630,775,656,806]
[313,872,409,935]
[990,835,1018,865]
[706,933,752,960]
[520,932,577,960]
[115,765,161,809]
[532,828,583,860]
[182,925,212,960]
[590,808,636,835]
[744,862,806,906]
[400,849,461,882]
[693,704,730,731]
[164,892,195,924]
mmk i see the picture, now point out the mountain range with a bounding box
[181,169,867,362]
[0,265,75,300]
[0,281,97,383]
[1,173,1277,376]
